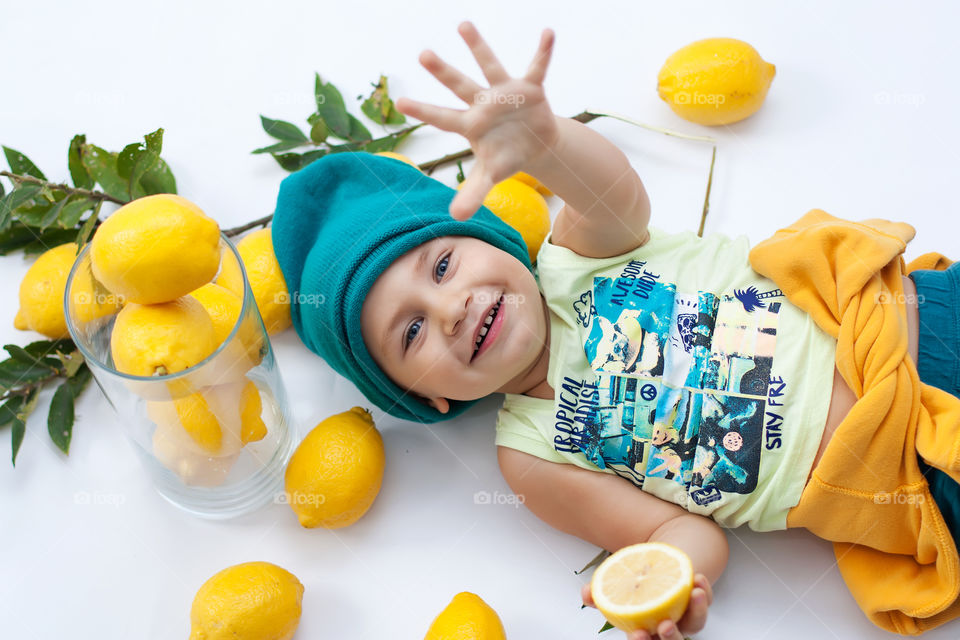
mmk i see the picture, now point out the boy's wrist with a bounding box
[523,113,567,175]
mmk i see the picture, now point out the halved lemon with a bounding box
[590,542,694,634]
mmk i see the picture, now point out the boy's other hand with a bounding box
[580,572,713,640]
[395,20,560,221]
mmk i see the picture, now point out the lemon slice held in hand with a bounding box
[590,542,694,634]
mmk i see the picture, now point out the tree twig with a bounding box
[0,171,127,205]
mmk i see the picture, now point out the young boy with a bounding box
[270,21,960,639]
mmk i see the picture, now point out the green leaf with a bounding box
[271,149,328,172]
[23,339,75,360]
[138,157,176,195]
[259,116,309,143]
[68,135,94,189]
[22,227,80,255]
[58,197,93,228]
[361,75,406,126]
[0,179,5,197]
[598,621,614,633]
[57,348,85,379]
[80,145,129,201]
[0,395,25,427]
[314,74,351,138]
[0,222,40,255]
[11,416,25,466]
[1,183,44,229]
[47,381,75,454]
[75,204,101,250]
[251,140,306,155]
[576,549,612,575]
[0,358,58,389]
[39,192,71,228]
[11,387,40,466]
[117,142,159,200]
[67,363,92,396]
[309,119,330,143]
[2,146,46,180]
[4,344,57,370]
[144,128,164,155]
[346,114,371,143]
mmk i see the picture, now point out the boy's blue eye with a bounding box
[403,252,451,350]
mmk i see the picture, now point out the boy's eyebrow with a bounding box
[381,245,432,357]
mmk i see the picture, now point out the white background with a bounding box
[1,1,958,638]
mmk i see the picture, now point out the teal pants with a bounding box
[909,262,960,546]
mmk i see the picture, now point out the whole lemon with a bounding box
[374,150,421,170]
[657,37,776,126]
[459,177,550,265]
[424,592,507,640]
[110,296,217,377]
[284,406,385,529]
[90,193,221,304]
[188,282,265,383]
[189,561,304,640]
[217,228,291,336]
[15,242,120,338]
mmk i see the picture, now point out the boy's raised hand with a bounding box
[581,573,714,640]
[395,20,560,221]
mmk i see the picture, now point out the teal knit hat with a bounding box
[271,151,534,424]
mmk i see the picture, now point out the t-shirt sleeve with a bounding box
[495,397,570,465]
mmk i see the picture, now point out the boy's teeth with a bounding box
[473,301,501,353]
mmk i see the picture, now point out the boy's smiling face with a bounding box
[360,235,549,414]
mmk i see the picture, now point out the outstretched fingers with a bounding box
[394,97,466,133]
[457,21,510,86]
[524,27,555,86]
[418,48,484,105]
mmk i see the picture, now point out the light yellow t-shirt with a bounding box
[495,225,837,531]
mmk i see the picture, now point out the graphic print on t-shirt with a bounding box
[572,269,782,505]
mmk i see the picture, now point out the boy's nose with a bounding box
[435,289,471,336]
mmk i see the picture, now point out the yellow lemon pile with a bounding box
[83,193,270,487]
[424,592,507,640]
[590,542,694,634]
[458,175,551,265]
[283,406,385,529]
[657,37,776,126]
[189,561,304,640]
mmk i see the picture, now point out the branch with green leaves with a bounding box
[0,340,91,466]
[0,129,177,255]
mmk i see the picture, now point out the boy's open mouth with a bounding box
[471,295,504,361]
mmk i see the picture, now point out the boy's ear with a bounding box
[419,395,450,414]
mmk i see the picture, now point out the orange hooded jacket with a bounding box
[748,209,959,634]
